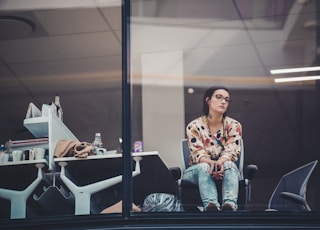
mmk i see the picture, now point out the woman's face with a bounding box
[206,89,230,115]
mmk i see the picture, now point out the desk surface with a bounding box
[53,151,159,186]
[0,152,158,165]
[0,150,178,216]
[53,151,159,162]
[0,159,47,167]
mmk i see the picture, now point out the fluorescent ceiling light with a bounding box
[270,66,320,74]
[274,76,320,83]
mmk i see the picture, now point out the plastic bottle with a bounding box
[0,144,5,154]
[92,133,103,154]
[54,95,63,121]
[0,144,8,162]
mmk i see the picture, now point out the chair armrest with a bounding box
[280,192,311,211]
[244,164,258,181]
[168,167,182,181]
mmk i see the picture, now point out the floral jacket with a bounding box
[186,115,242,166]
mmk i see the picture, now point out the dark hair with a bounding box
[202,86,230,116]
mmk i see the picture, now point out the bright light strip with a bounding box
[270,66,320,74]
[274,76,320,83]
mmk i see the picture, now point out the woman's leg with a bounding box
[222,161,240,210]
[182,163,220,210]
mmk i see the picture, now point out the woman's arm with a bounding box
[219,119,242,162]
[186,119,218,175]
[186,120,211,164]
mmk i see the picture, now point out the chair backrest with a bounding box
[181,139,245,179]
[181,139,190,171]
[267,160,318,211]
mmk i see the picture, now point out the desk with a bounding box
[0,160,47,219]
[0,159,47,167]
[54,152,157,215]
[0,151,178,218]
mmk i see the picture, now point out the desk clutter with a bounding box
[1,95,117,165]
[0,151,178,219]
[53,131,120,159]
[25,95,63,121]
[0,98,179,219]
[0,141,47,163]
[53,139,116,159]
[54,140,94,158]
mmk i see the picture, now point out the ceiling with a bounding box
[0,0,123,145]
[0,0,318,144]
[130,0,318,89]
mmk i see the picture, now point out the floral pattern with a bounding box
[186,115,242,165]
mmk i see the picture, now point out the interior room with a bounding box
[0,0,319,223]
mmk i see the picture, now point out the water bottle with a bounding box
[0,144,5,153]
[0,144,9,162]
[92,133,103,154]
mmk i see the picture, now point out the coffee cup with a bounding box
[0,153,9,162]
[23,149,35,160]
[34,148,46,160]
[12,150,23,161]
[96,147,107,155]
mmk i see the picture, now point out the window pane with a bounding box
[0,0,123,219]
[131,0,320,213]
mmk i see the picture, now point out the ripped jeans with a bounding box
[181,161,240,210]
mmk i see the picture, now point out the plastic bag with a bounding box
[142,193,184,212]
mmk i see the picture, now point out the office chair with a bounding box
[172,139,258,211]
[266,160,318,211]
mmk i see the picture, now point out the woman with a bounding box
[182,86,242,211]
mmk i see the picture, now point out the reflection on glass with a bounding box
[131,0,320,213]
[0,0,319,223]
[0,0,123,219]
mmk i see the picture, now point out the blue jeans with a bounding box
[182,161,240,210]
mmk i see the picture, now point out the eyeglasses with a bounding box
[214,94,231,103]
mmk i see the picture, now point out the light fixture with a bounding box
[297,0,310,5]
[274,76,320,83]
[271,66,320,83]
[270,66,320,74]
[187,88,194,94]
[0,16,34,40]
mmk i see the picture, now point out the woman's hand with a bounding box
[199,157,224,180]
[212,159,225,180]
[207,160,216,175]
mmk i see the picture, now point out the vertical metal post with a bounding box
[122,0,132,219]
[315,0,320,211]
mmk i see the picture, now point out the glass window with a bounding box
[0,0,320,228]
[0,0,124,219]
[131,0,320,214]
